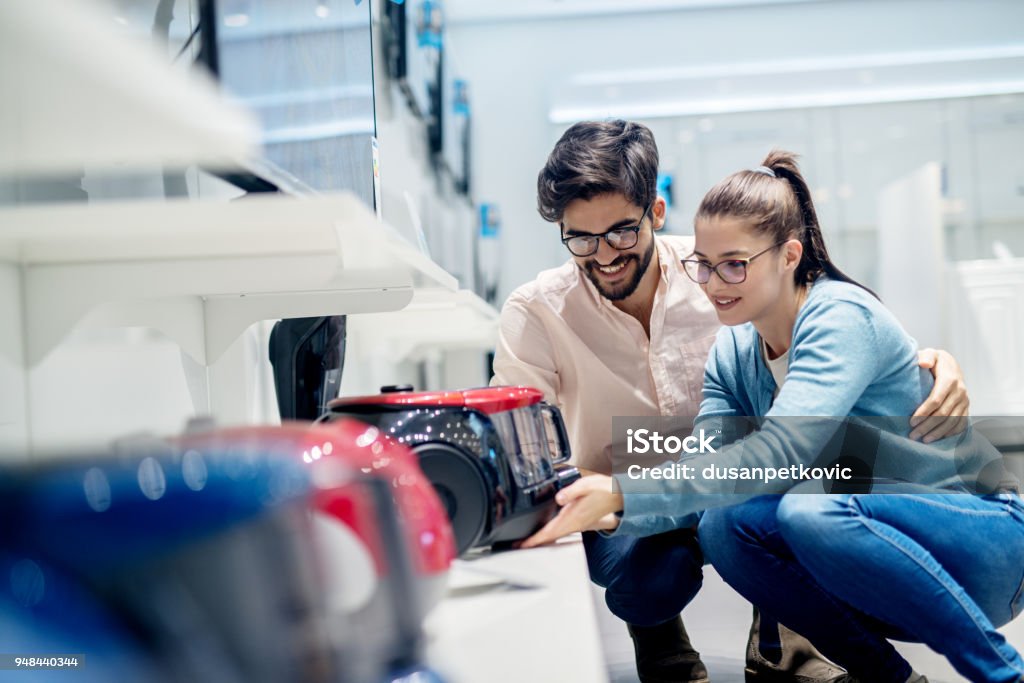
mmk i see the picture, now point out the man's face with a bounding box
[561,193,660,301]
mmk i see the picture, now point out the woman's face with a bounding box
[692,216,798,326]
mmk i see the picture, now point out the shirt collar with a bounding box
[655,236,672,284]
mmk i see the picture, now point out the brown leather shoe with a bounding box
[744,609,856,683]
[628,616,710,683]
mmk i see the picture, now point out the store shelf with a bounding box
[424,536,608,683]
[0,0,258,175]
[947,257,1024,416]
[349,288,499,361]
[0,192,458,366]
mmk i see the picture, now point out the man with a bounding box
[491,120,969,683]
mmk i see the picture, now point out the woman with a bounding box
[523,151,1024,682]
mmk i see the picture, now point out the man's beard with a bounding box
[583,239,655,301]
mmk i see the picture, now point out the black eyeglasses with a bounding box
[681,241,788,284]
[560,202,652,257]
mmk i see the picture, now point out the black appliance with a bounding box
[321,385,580,555]
[269,315,347,420]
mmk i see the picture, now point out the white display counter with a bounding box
[425,536,608,683]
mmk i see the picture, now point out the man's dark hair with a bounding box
[537,120,659,223]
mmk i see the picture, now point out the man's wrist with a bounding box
[611,492,624,515]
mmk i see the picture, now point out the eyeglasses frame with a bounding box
[681,240,790,285]
[560,201,654,257]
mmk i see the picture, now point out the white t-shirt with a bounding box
[761,336,790,399]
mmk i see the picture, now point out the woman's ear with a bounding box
[784,239,803,271]
[652,196,668,232]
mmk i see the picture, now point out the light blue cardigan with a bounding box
[613,276,1004,537]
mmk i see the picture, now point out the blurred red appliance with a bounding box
[177,421,456,609]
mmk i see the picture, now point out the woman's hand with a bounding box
[912,348,970,443]
[519,474,624,549]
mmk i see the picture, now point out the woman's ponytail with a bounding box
[696,149,877,298]
[761,150,877,298]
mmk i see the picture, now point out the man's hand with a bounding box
[519,474,623,549]
[912,348,970,443]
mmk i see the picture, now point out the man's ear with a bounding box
[652,196,668,232]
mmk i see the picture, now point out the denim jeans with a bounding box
[699,486,1024,683]
[582,527,704,627]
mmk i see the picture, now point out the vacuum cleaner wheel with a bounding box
[413,443,489,555]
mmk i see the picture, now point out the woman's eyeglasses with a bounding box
[681,241,788,284]
[561,203,652,257]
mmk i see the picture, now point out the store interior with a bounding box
[1,0,1023,681]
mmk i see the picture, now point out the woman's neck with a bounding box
[754,282,809,360]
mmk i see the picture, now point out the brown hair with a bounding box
[537,120,659,223]
[696,149,876,297]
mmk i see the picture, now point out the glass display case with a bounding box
[211,0,376,203]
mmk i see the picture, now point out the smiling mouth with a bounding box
[713,296,740,307]
[596,261,627,275]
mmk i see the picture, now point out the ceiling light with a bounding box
[223,13,249,27]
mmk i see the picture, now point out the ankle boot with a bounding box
[744,608,856,683]
[627,615,710,683]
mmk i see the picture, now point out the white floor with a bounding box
[593,565,1024,683]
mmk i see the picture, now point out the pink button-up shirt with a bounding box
[491,235,721,474]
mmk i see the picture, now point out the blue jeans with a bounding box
[700,487,1024,683]
[582,527,704,627]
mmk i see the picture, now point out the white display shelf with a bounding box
[947,257,1024,416]
[0,192,458,367]
[0,0,258,175]
[424,536,608,683]
[349,288,499,361]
